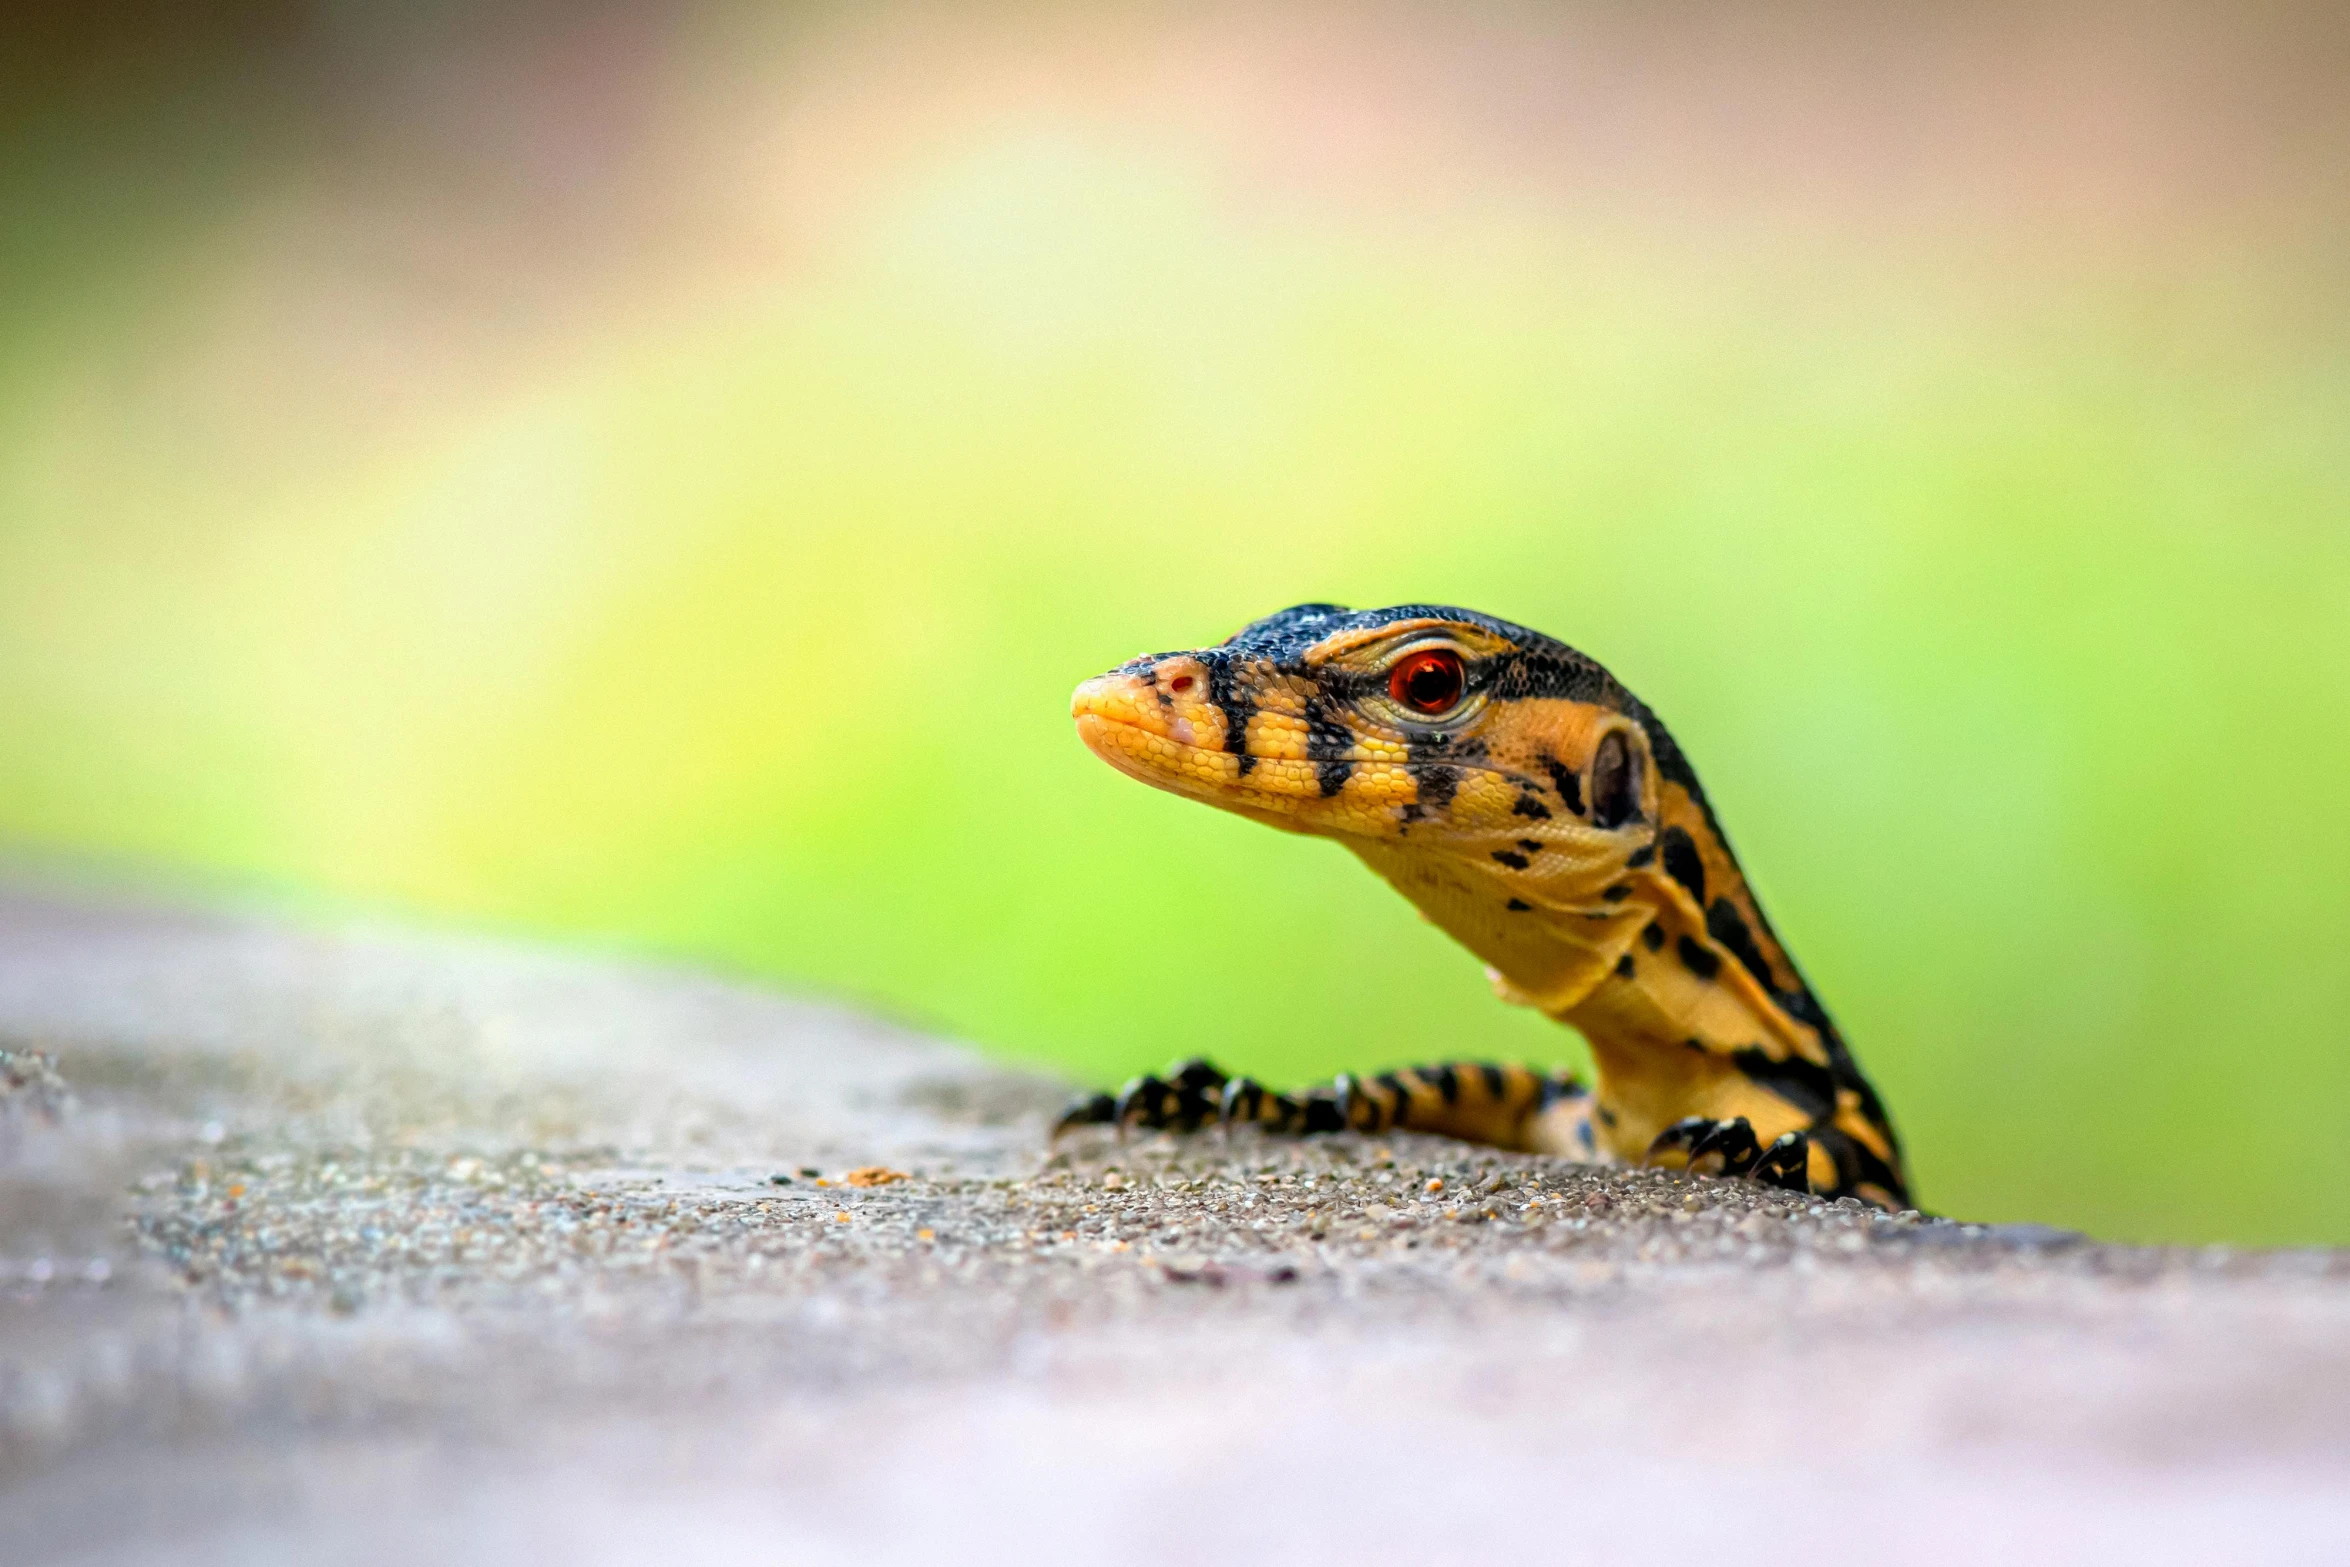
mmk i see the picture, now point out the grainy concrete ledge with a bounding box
[1,886,2346,1566]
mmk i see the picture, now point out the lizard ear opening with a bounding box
[1590,729,1640,828]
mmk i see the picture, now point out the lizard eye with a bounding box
[1388,648,1465,716]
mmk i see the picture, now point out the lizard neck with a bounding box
[1346,836,1839,1166]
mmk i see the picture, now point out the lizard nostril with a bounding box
[1168,674,1195,694]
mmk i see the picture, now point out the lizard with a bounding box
[1054,602,1911,1209]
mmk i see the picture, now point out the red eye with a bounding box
[1389,648,1465,715]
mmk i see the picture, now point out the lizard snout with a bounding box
[1073,656,1231,781]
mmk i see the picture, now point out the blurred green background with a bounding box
[3,2,2346,1244]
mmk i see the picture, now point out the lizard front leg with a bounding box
[1056,1057,1594,1159]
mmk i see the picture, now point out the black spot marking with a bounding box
[1601,884,1632,902]
[1399,802,1424,824]
[1543,758,1584,815]
[1706,897,1777,992]
[1491,849,1530,869]
[1590,730,1639,827]
[1506,898,1532,911]
[1642,923,1666,952]
[1596,1105,1618,1128]
[1478,1063,1507,1100]
[1516,838,1544,854]
[1728,1047,1838,1122]
[1430,1064,1461,1104]
[1300,696,1357,798]
[1625,843,1656,869]
[1677,934,1722,980]
[1779,987,1825,1029]
[1614,953,1635,978]
[1658,826,1706,905]
[1512,794,1552,819]
[1205,657,1256,777]
[1538,1074,1584,1109]
[1417,764,1460,811]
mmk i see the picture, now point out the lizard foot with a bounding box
[1054,1057,1350,1139]
[1646,1117,1815,1193]
[1646,1116,1813,1193]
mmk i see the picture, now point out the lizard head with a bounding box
[1072,603,1676,918]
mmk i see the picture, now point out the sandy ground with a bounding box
[1,885,2346,1565]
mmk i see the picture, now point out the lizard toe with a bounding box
[1051,1091,1116,1139]
[1751,1131,1813,1193]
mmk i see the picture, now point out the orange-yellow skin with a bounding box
[1073,606,1909,1208]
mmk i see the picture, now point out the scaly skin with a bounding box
[1064,602,1910,1209]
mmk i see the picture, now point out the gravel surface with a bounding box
[1,883,2346,1565]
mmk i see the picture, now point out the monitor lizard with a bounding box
[1055,602,1910,1209]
